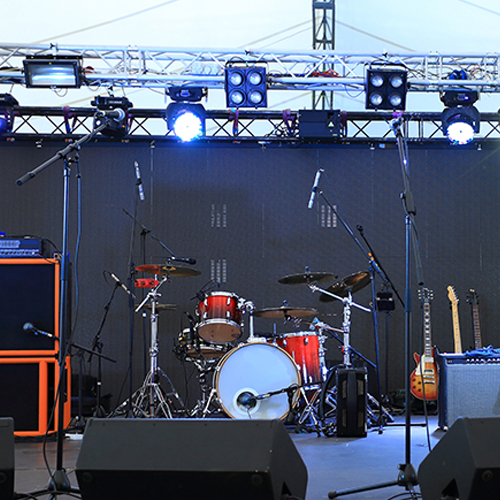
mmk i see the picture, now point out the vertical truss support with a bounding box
[312,0,335,110]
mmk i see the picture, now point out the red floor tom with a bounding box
[275,332,322,385]
[197,291,243,343]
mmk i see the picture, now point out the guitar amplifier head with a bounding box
[437,353,500,429]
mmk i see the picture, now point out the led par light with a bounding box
[225,66,267,108]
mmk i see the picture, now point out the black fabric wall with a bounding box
[1,139,499,410]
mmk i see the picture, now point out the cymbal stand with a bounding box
[133,276,178,417]
[309,285,371,368]
[310,318,393,425]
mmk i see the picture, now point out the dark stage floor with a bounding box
[13,415,443,500]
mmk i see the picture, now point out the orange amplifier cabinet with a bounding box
[0,258,60,356]
[0,356,71,437]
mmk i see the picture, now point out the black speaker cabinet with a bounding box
[0,357,71,436]
[76,418,308,500]
[0,417,14,500]
[336,367,367,437]
[418,417,500,500]
[437,353,500,429]
[0,258,60,355]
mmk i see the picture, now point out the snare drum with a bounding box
[197,291,243,343]
[274,332,322,385]
[215,342,300,420]
[177,328,229,360]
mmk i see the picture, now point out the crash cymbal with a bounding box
[136,264,201,277]
[319,271,370,302]
[140,303,178,311]
[278,272,338,285]
[253,306,318,318]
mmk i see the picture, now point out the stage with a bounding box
[13,415,443,500]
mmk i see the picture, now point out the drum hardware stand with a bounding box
[112,276,185,418]
[311,318,394,426]
[188,359,223,418]
[295,385,323,435]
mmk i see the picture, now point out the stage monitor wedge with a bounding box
[418,417,500,500]
[0,417,14,500]
[76,418,308,500]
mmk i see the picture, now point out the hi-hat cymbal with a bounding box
[253,306,318,318]
[136,264,201,277]
[319,271,370,302]
[278,272,338,285]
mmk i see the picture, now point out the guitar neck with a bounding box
[471,303,482,350]
[423,302,433,357]
[451,303,462,354]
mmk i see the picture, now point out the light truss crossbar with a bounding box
[2,44,500,92]
[3,106,500,143]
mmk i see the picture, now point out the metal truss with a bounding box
[5,106,500,143]
[2,43,500,93]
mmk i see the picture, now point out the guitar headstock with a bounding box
[447,285,459,306]
[417,287,434,303]
[467,288,479,306]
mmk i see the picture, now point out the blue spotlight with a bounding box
[166,102,206,142]
[0,94,18,135]
[441,89,480,145]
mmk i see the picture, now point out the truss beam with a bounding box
[2,106,500,143]
[1,44,500,93]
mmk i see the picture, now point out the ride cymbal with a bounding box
[278,272,337,285]
[319,271,370,302]
[253,306,318,318]
[136,264,201,277]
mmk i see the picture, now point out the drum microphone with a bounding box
[236,392,257,410]
[307,168,324,209]
[23,322,55,339]
[109,272,136,298]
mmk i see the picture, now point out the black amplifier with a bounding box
[437,352,500,429]
[0,237,44,258]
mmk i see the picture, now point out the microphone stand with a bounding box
[312,177,388,432]
[89,281,120,417]
[16,119,111,497]
[122,208,191,263]
[327,118,421,499]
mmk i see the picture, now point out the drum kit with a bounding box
[112,261,381,434]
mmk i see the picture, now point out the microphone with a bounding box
[307,168,324,209]
[97,108,126,120]
[23,322,55,339]
[134,161,145,201]
[236,391,257,410]
[110,272,136,298]
[170,256,197,265]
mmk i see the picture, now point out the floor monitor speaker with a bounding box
[76,418,308,500]
[0,417,14,500]
[418,417,500,500]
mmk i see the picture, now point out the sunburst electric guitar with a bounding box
[467,289,482,350]
[410,288,438,400]
[447,285,463,354]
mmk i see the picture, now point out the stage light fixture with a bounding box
[365,68,407,110]
[0,94,18,135]
[225,66,267,108]
[166,102,206,142]
[91,96,132,139]
[23,56,82,89]
[440,90,480,145]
